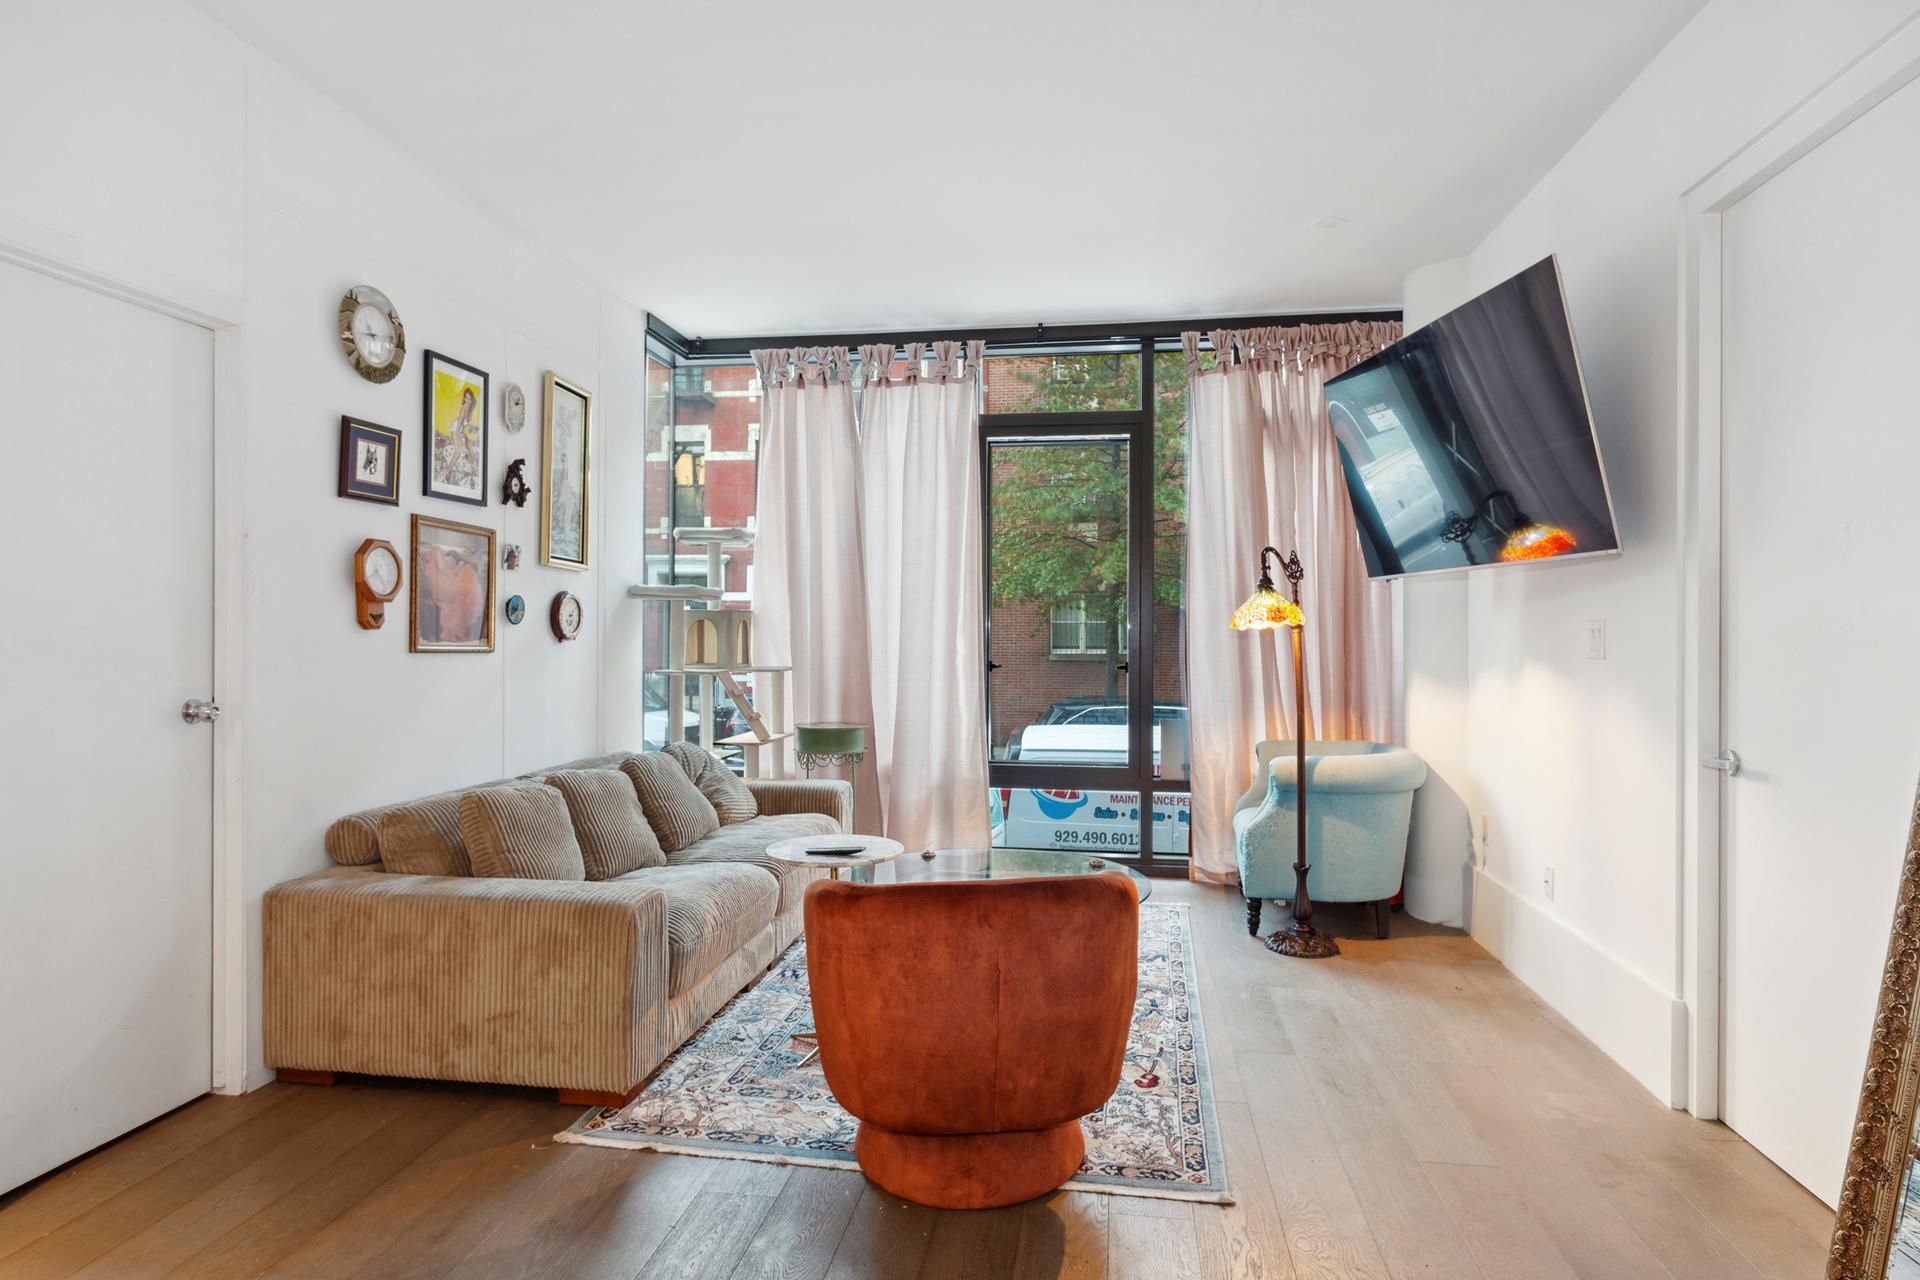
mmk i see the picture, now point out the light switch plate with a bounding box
[1543,866,1556,900]
[1586,618,1607,660]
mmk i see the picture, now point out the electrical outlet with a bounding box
[1586,619,1607,660]
[1543,866,1556,900]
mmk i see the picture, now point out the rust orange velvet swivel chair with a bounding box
[803,874,1140,1210]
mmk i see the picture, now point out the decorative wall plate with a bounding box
[338,285,405,383]
[504,594,526,626]
[503,382,526,432]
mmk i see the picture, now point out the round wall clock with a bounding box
[550,591,584,642]
[338,285,406,383]
[502,382,527,432]
[504,594,526,626]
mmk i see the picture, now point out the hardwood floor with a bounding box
[0,882,1834,1279]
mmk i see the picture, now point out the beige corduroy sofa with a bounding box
[263,749,851,1103]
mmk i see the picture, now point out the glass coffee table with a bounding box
[862,847,1151,901]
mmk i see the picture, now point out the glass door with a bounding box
[981,343,1191,875]
[987,435,1134,774]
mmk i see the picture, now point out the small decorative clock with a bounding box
[502,382,527,433]
[504,594,527,626]
[337,286,406,383]
[502,458,530,508]
[549,591,584,642]
[354,538,402,629]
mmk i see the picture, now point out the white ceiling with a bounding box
[189,0,1702,338]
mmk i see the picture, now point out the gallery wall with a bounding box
[0,0,654,1090]
[1410,0,1920,1102]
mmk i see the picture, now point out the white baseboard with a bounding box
[1471,867,1686,1106]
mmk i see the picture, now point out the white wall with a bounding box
[1442,0,1920,1102]
[0,0,653,1090]
[1396,260,1474,928]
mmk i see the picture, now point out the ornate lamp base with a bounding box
[1263,923,1341,959]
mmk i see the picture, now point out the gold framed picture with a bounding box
[409,513,496,654]
[541,371,591,570]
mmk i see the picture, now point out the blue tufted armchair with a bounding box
[1234,740,1427,939]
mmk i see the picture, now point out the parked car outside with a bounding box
[1036,698,1188,727]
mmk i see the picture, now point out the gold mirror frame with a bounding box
[1830,787,1920,1278]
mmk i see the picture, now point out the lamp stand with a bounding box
[1264,554,1339,959]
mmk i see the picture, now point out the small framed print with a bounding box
[541,372,592,570]
[422,349,489,506]
[410,513,496,654]
[338,417,401,504]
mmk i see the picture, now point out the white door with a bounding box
[1719,73,1920,1204]
[0,259,214,1194]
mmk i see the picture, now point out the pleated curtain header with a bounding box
[859,339,985,387]
[1181,320,1401,373]
[750,341,986,390]
[751,346,857,387]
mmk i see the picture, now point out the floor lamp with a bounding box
[1231,546,1339,959]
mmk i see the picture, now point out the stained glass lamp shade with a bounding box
[1231,585,1304,632]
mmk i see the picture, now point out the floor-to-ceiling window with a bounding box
[640,338,762,757]
[643,311,1388,874]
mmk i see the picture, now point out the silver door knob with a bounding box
[181,698,222,725]
[1703,749,1741,777]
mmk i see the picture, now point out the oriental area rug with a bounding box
[556,902,1229,1203]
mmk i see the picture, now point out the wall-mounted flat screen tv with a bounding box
[1324,255,1619,579]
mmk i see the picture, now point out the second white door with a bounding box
[1719,72,1920,1203]
[0,259,215,1194]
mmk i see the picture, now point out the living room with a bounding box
[4,2,1919,1277]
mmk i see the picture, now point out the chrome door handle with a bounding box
[181,698,222,725]
[1704,749,1741,777]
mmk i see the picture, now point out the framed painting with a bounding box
[1829,787,1920,1279]
[541,371,592,570]
[409,513,496,654]
[337,416,400,505]
[422,350,489,505]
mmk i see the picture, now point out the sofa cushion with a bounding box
[458,785,587,881]
[545,768,665,879]
[615,864,777,997]
[518,750,635,781]
[376,793,475,877]
[665,741,758,824]
[621,753,720,852]
[672,813,841,915]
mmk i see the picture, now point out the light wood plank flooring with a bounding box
[0,882,1834,1279]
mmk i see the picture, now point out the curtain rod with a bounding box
[646,308,1403,362]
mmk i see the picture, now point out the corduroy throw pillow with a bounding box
[621,752,720,851]
[664,740,758,824]
[546,767,666,878]
[375,792,472,877]
[457,784,587,880]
